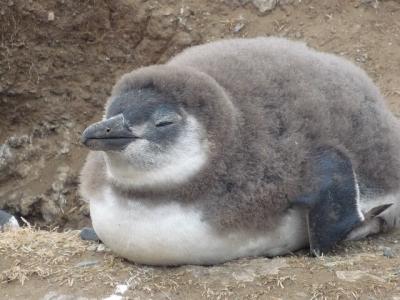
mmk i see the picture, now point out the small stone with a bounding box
[96,244,106,252]
[15,163,31,178]
[252,0,278,13]
[75,260,99,268]
[79,204,90,216]
[173,32,195,47]
[0,210,19,231]
[80,227,100,241]
[48,11,55,21]
[294,32,302,39]
[87,244,97,251]
[59,142,70,154]
[336,270,385,283]
[383,246,396,258]
[0,144,13,168]
[115,284,129,294]
[360,0,379,9]
[160,7,174,16]
[233,22,245,33]
[43,292,89,300]
[81,90,91,100]
[7,135,29,148]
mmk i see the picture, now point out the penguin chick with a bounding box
[80,37,400,265]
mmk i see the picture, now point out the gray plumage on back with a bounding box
[80,37,400,265]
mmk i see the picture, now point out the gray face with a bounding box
[82,89,184,153]
[81,88,209,188]
[106,89,184,151]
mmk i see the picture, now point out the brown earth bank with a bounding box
[1,0,400,299]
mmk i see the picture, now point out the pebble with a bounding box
[0,210,20,231]
[336,270,385,283]
[75,260,99,268]
[233,23,245,33]
[0,144,12,166]
[43,292,89,300]
[6,135,30,148]
[87,244,98,251]
[251,0,278,13]
[96,244,107,252]
[80,227,100,241]
[48,11,55,21]
[382,246,396,258]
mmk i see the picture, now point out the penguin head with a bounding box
[81,65,235,189]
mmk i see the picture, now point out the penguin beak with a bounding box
[81,114,137,151]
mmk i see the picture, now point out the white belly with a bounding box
[90,187,308,265]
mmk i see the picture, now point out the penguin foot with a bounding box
[294,146,364,256]
[346,204,392,241]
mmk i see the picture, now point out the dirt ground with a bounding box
[1,0,400,299]
[1,228,400,299]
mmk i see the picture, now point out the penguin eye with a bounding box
[155,121,174,127]
[153,106,181,128]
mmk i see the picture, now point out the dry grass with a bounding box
[1,228,400,299]
[0,227,125,286]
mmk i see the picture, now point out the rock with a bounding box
[294,32,303,39]
[0,144,13,180]
[96,244,107,252]
[233,22,245,33]
[252,0,278,13]
[382,246,396,258]
[147,9,177,40]
[0,209,20,231]
[48,11,55,21]
[336,270,385,283]
[87,244,98,251]
[187,257,287,285]
[15,162,32,178]
[75,260,99,268]
[59,141,70,154]
[79,204,90,216]
[173,32,195,47]
[80,227,100,241]
[43,292,89,300]
[360,0,379,9]
[6,135,30,148]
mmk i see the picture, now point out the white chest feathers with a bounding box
[90,188,308,265]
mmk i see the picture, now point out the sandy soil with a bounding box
[1,0,400,299]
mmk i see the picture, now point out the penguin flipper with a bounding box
[295,146,364,256]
